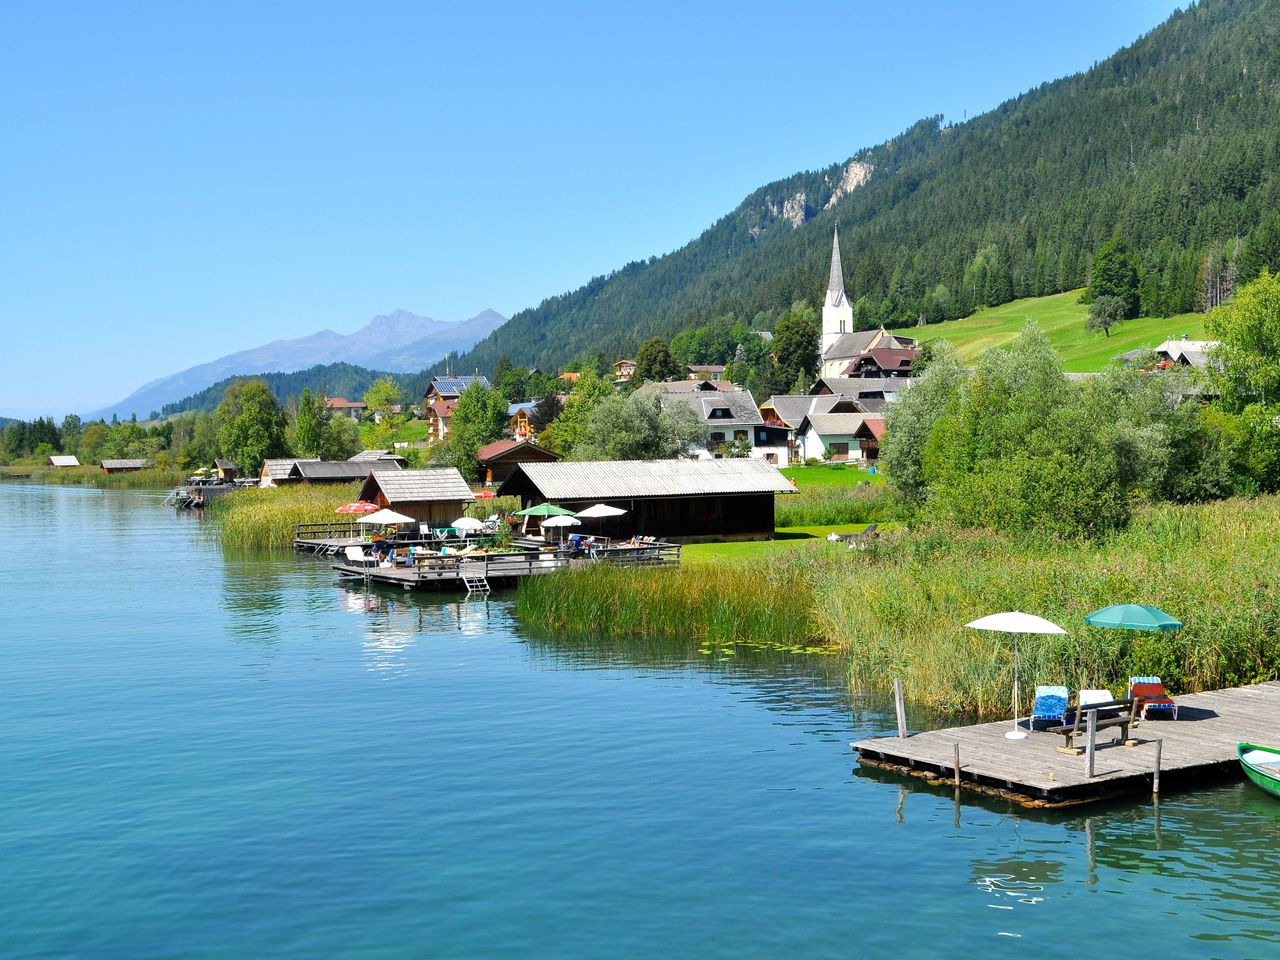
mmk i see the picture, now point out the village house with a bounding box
[636,382,789,463]
[558,371,580,387]
[423,375,491,405]
[422,398,457,441]
[324,397,367,421]
[1155,337,1220,371]
[612,358,636,387]
[496,458,796,542]
[759,394,866,463]
[808,376,911,416]
[357,468,475,524]
[475,438,559,486]
[47,454,80,467]
[795,412,886,462]
[840,347,917,378]
[686,364,725,381]
[507,402,537,440]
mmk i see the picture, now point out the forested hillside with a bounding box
[428,0,1280,380]
[159,363,410,417]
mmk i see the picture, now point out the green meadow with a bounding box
[890,290,1205,372]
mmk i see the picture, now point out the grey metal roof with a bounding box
[812,376,913,399]
[293,460,403,481]
[101,459,150,469]
[659,388,762,426]
[635,379,737,396]
[763,394,842,428]
[362,468,474,503]
[500,459,795,500]
[262,458,316,479]
[48,455,80,467]
[213,458,239,470]
[823,329,916,361]
[802,413,878,436]
[349,449,390,461]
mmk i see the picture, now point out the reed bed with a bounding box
[516,562,822,647]
[206,483,361,549]
[2,465,187,488]
[775,483,899,527]
[820,497,1280,715]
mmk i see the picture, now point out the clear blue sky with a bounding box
[0,1,1184,417]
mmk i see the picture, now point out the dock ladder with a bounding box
[462,574,491,596]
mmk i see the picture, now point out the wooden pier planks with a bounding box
[851,681,1280,806]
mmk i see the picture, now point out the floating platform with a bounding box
[331,542,681,591]
[851,681,1280,807]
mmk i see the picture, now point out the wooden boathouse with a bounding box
[852,681,1280,807]
[357,468,475,524]
[496,458,795,542]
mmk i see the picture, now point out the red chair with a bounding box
[1129,676,1178,720]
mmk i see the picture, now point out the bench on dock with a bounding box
[1047,698,1143,755]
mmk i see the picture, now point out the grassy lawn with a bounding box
[389,421,432,443]
[681,523,871,564]
[781,463,885,487]
[889,289,1205,372]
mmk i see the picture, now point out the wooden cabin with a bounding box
[47,455,80,468]
[212,458,240,482]
[357,468,475,524]
[101,459,151,474]
[475,438,559,486]
[289,460,403,484]
[497,458,795,542]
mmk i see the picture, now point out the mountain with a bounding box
[424,0,1280,380]
[94,308,506,420]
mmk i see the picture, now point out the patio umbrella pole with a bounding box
[1007,637,1027,740]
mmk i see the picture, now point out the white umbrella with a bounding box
[541,515,581,528]
[966,611,1067,740]
[357,508,416,525]
[452,516,485,530]
[574,503,628,519]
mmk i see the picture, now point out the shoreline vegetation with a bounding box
[0,464,186,489]
[518,494,1280,716]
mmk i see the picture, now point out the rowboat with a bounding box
[1237,743,1280,799]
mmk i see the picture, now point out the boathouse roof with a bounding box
[497,458,795,501]
[101,459,150,470]
[48,454,80,467]
[360,468,474,504]
[262,458,317,480]
[292,460,402,482]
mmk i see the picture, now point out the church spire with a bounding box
[826,228,847,309]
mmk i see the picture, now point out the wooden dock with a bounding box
[851,681,1280,807]
[331,541,681,591]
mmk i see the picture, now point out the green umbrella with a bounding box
[1084,604,1182,632]
[514,503,576,517]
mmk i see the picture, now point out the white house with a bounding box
[636,382,791,463]
[795,412,885,462]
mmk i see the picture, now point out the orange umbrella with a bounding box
[336,501,378,514]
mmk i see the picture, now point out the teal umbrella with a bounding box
[1084,604,1182,632]
[514,503,576,517]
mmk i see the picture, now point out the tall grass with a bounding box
[0,465,187,488]
[517,562,821,647]
[206,483,361,549]
[775,483,899,526]
[820,497,1280,715]
[517,494,1280,716]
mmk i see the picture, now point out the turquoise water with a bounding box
[2,484,1279,958]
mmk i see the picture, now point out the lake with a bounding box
[2,483,1278,958]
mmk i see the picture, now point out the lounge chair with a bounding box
[1031,685,1069,727]
[344,545,375,567]
[1077,688,1120,720]
[1129,676,1179,720]
[847,523,879,550]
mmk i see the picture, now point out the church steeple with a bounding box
[821,227,853,356]
[826,227,847,308]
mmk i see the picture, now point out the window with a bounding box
[709,432,726,443]
[734,430,748,442]
[709,408,732,419]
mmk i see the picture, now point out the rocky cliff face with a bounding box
[824,160,873,209]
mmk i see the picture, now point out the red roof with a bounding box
[863,418,886,439]
[325,397,367,409]
[476,439,521,461]
[425,399,457,419]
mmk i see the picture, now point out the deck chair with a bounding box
[1031,685,1069,726]
[344,545,375,567]
[1077,688,1121,720]
[1129,676,1179,720]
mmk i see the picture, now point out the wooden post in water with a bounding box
[953,742,961,787]
[1085,709,1097,779]
[1153,738,1163,796]
[893,678,907,738]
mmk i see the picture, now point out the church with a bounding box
[819,229,916,379]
